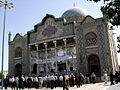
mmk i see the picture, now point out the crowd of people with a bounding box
[3,72,94,90]
[109,71,120,85]
[103,71,120,85]
[1,71,120,89]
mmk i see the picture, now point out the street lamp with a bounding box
[0,0,13,89]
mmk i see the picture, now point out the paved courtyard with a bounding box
[1,82,120,90]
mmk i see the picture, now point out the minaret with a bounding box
[8,32,11,43]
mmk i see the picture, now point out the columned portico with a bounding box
[63,39,69,71]
[44,43,48,73]
[29,36,77,75]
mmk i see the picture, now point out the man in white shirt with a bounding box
[104,71,108,85]
[59,74,63,86]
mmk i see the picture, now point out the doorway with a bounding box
[87,55,101,77]
[58,63,66,72]
[15,64,22,76]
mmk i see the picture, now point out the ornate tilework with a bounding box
[76,28,87,72]
[29,19,73,43]
[85,32,97,47]
[104,24,113,70]
[42,25,58,37]
[97,24,108,75]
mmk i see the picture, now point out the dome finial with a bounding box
[73,2,75,7]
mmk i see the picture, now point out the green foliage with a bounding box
[87,0,109,3]
[88,0,120,26]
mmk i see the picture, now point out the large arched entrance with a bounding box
[15,64,22,76]
[87,55,101,77]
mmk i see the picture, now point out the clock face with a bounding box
[42,25,58,37]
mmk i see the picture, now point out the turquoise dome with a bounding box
[62,7,89,18]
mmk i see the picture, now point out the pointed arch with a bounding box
[85,32,97,47]
[14,47,22,58]
[87,54,101,76]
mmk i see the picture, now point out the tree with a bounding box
[87,0,109,3]
[87,0,120,26]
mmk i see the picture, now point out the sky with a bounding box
[0,0,120,71]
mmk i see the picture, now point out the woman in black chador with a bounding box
[110,72,114,85]
[18,74,23,89]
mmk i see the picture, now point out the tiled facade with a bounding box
[8,7,119,78]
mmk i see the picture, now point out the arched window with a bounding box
[15,47,22,58]
[85,32,97,47]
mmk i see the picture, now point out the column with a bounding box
[63,39,69,72]
[44,43,48,73]
[29,45,31,75]
[53,41,58,73]
[35,44,39,75]
[73,37,76,70]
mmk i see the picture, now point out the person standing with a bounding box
[34,76,39,88]
[27,76,32,89]
[15,77,19,90]
[11,76,16,89]
[115,71,119,84]
[70,74,74,87]
[75,73,79,88]
[59,74,63,87]
[4,78,8,89]
[69,74,72,87]
[91,72,96,83]
[104,71,108,85]
[85,73,90,84]
[18,75,23,90]
[50,74,55,89]
[63,74,69,90]
[118,71,120,82]
[110,72,114,85]
[77,73,82,88]
[38,76,43,88]
[54,74,57,88]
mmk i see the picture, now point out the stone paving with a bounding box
[1,82,119,90]
[104,83,120,90]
